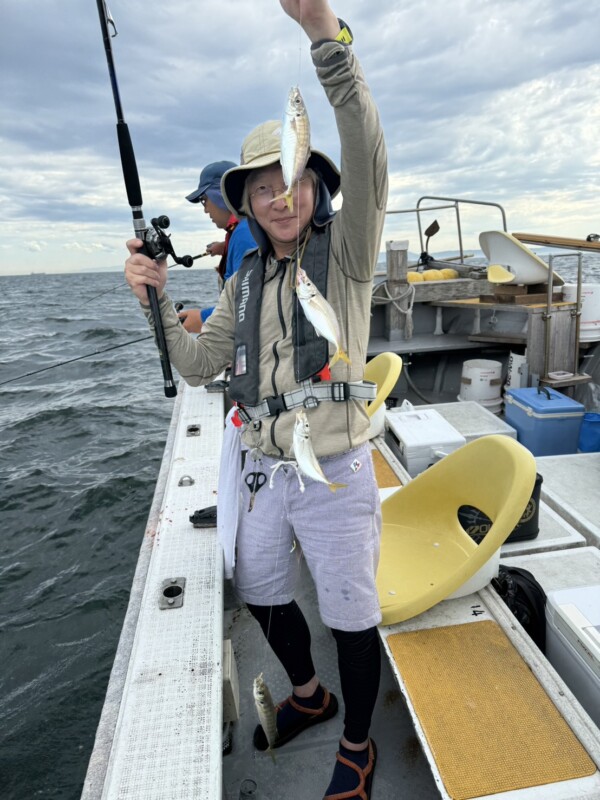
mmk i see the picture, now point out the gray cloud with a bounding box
[1,0,599,274]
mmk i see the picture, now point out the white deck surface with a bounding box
[82,383,224,800]
[500,545,600,594]
[500,501,587,556]
[412,400,518,442]
[536,453,600,548]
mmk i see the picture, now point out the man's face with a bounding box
[247,163,315,255]
[201,195,231,229]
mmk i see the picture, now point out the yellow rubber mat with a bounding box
[371,449,403,489]
[387,620,596,799]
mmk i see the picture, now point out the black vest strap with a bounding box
[229,226,331,406]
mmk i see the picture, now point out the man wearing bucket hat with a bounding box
[180,160,256,333]
[125,1,387,796]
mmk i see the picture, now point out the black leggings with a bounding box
[246,601,381,744]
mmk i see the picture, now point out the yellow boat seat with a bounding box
[363,352,403,418]
[377,434,536,625]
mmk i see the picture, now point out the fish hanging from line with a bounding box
[295,267,351,368]
[253,672,278,759]
[272,86,311,212]
[292,409,347,492]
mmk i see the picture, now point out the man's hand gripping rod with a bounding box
[95,0,195,397]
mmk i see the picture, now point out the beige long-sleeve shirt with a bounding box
[144,38,388,458]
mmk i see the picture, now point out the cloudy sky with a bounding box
[2,0,599,275]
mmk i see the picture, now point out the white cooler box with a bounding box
[385,407,466,477]
[545,585,600,727]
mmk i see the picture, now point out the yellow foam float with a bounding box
[422,269,444,281]
[407,269,459,283]
[440,267,459,279]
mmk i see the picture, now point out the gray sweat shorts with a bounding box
[234,442,382,632]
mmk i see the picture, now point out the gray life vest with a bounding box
[229,226,331,406]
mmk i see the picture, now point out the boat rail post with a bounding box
[572,252,583,375]
[542,256,555,378]
[384,240,409,340]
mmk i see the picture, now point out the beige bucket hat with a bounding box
[221,120,341,217]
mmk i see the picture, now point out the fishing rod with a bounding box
[95,0,197,398]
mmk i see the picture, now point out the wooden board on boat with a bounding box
[513,232,600,253]
[479,291,563,305]
[411,279,493,302]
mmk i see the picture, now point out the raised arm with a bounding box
[279,0,340,42]
[282,2,388,281]
[318,40,388,282]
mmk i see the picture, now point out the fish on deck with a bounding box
[253,672,278,758]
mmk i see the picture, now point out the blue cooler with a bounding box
[504,387,585,456]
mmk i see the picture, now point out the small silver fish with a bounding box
[253,672,278,753]
[292,410,347,492]
[273,86,311,212]
[296,267,351,368]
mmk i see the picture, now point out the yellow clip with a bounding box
[335,26,353,44]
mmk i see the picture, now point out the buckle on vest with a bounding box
[236,405,251,424]
[331,382,350,401]
[266,394,288,415]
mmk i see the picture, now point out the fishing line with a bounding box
[0,257,205,388]
[86,256,209,304]
[0,336,153,388]
[262,8,309,654]
[295,7,304,258]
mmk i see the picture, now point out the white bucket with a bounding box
[447,548,500,598]
[368,403,386,439]
[505,351,528,390]
[457,394,503,416]
[562,284,600,341]
[459,359,503,403]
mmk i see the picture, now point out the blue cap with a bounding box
[186,160,237,204]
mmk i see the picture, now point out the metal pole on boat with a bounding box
[573,253,583,375]
[94,0,192,398]
[542,256,555,379]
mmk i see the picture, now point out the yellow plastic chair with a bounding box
[377,434,536,625]
[364,352,403,418]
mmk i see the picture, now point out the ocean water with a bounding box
[0,268,218,800]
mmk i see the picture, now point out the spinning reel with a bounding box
[145,215,197,268]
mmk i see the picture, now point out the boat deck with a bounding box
[537,453,600,548]
[223,568,440,799]
[82,384,600,800]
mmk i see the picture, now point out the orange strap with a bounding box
[323,740,374,800]
[286,687,331,716]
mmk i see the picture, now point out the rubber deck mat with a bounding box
[387,620,596,799]
[371,448,403,488]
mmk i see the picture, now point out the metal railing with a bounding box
[385,196,508,261]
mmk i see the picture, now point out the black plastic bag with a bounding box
[492,565,547,652]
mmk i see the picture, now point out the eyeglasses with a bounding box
[249,176,310,204]
[199,196,208,207]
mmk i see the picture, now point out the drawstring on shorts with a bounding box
[269,460,306,493]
